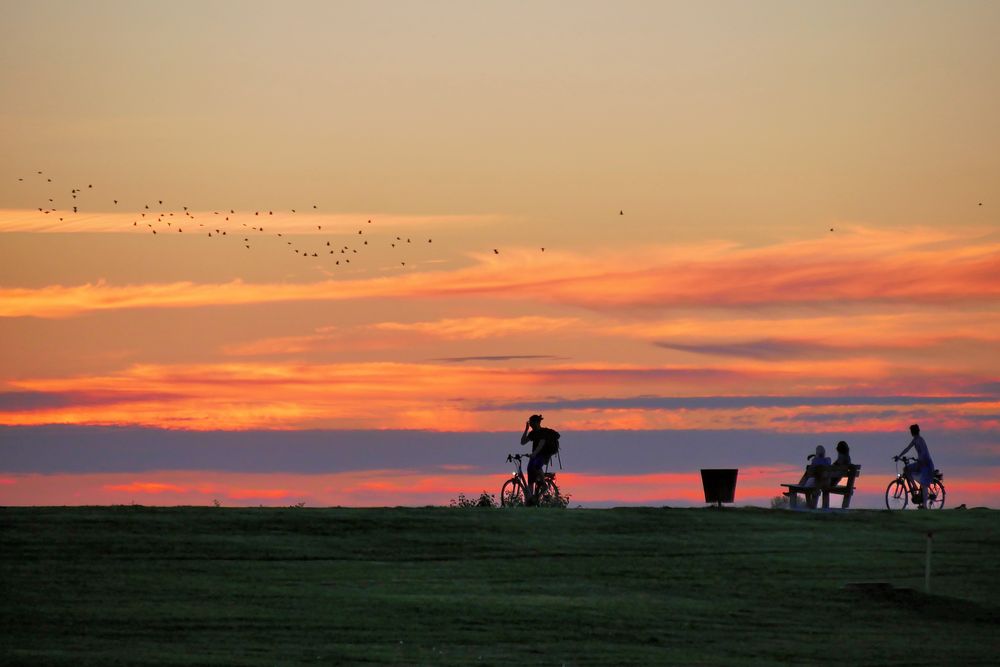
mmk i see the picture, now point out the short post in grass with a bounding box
[925,531,933,594]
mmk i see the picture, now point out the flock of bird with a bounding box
[24,169,976,259]
[16,170,555,269]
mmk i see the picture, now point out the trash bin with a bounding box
[701,469,738,507]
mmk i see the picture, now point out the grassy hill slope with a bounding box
[2,506,998,665]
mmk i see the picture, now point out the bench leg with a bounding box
[822,491,830,510]
[841,492,852,509]
[788,492,798,509]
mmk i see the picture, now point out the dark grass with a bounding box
[2,506,999,665]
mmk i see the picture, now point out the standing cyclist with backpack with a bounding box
[520,414,560,505]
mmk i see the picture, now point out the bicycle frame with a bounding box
[507,454,528,492]
[890,456,945,509]
[502,453,557,505]
[896,456,943,491]
[894,458,919,498]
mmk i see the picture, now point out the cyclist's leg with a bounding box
[918,465,932,508]
[902,462,919,499]
[526,456,543,504]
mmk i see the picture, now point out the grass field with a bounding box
[2,506,999,666]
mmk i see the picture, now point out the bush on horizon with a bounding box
[449,492,498,508]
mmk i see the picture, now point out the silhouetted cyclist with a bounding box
[520,414,559,505]
[895,423,935,508]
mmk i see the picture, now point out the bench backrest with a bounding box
[805,464,861,488]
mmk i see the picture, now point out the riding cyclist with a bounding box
[895,423,935,508]
[520,414,559,505]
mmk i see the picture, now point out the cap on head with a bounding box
[815,445,826,457]
[910,423,920,434]
[836,440,849,453]
[528,414,543,425]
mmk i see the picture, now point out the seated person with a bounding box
[830,441,851,485]
[799,445,832,488]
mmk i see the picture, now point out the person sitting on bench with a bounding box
[799,445,832,487]
[829,441,851,485]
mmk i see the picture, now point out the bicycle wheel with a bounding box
[500,478,525,506]
[926,480,946,510]
[885,479,908,510]
[538,478,562,506]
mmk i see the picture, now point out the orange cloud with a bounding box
[222,316,580,356]
[606,311,1000,349]
[1,358,995,431]
[2,226,997,318]
[370,316,579,340]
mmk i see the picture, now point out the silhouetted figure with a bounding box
[829,441,851,485]
[795,445,831,508]
[798,445,831,487]
[895,424,935,508]
[519,414,560,505]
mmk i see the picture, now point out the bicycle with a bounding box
[885,456,946,510]
[499,453,561,506]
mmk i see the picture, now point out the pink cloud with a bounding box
[5,468,999,507]
[104,481,189,494]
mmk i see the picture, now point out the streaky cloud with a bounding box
[2,226,998,318]
[488,394,998,411]
[0,389,184,410]
[432,355,565,363]
[655,338,850,360]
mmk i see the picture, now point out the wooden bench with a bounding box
[781,464,861,510]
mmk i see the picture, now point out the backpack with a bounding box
[538,427,560,459]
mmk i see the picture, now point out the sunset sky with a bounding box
[2,1,998,507]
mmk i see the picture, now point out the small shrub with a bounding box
[536,490,570,509]
[290,501,306,508]
[450,491,498,508]
[770,494,790,510]
[212,499,222,508]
